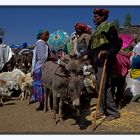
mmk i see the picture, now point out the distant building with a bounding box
[131,24,140,28]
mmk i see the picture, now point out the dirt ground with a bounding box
[0,96,140,134]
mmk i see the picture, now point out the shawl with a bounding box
[112,51,130,77]
[31,40,49,73]
[90,21,113,50]
[0,44,14,71]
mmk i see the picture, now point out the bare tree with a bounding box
[124,14,131,28]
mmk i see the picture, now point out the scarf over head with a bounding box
[36,29,49,39]
[133,42,140,56]
[75,23,92,34]
[93,8,109,17]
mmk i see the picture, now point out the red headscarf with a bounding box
[93,8,109,17]
[75,23,86,30]
[85,25,92,34]
[75,23,92,34]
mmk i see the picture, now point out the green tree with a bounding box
[113,19,120,30]
[124,14,131,28]
[0,28,5,38]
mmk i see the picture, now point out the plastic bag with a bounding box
[124,75,140,102]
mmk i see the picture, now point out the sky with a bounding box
[0,6,140,45]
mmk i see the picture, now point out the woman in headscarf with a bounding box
[31,29,50,111]
[70,22,92,56]
[130,42,140,81]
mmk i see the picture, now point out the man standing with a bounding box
[0,38,14,72]
[89,8,121,121]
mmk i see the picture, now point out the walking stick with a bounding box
[92,59,107,131]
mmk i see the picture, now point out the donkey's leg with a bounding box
[44,86,48,113]
[58,95,64,123]
[52,90,57,120]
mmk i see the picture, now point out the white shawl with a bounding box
[31,40,49,74]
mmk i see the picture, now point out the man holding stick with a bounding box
[89,8,122,121]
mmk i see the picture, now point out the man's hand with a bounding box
[98,50,108,59]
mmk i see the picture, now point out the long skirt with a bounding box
[32,67,44,103]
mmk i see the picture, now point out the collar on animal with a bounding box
[54,65,71,77]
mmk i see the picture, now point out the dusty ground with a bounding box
[0,96,140,134]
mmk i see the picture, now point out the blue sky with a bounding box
[0,6,140,45]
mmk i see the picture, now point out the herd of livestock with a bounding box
[0,45,139,125]
[0,47,97,123]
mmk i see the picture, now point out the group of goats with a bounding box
[12,48,33,74]
[0,48,33,105]
[0,69,33,105]
[0,51,96,123]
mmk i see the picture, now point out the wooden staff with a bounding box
[92,59,107,131]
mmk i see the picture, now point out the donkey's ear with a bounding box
[61,54,72,64]
[78,54,88,63]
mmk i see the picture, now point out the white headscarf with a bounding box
[130,42,140,62]
[133,42,140,56]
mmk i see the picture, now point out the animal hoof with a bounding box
[35,106,44,111]
[44,108,48,113]
[52,112,57,120]
[28,100,36,105]
[0,103,3,107]
[58,118,63,124]
[52,116,56,120]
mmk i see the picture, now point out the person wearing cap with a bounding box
[31,29,49,111]
[70,22,92,56]
[89,8,122,121]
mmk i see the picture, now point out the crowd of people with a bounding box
[0,8,140,123]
